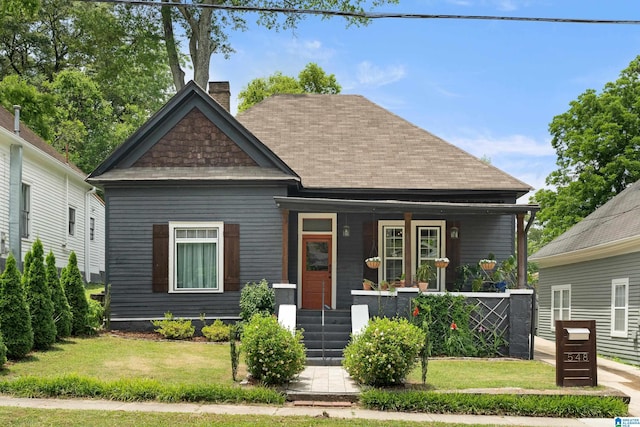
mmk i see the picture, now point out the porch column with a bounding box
[281,209,289,283]
[516,213,526,289]
[404,212,412,284]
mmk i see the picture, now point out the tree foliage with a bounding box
[25,239,57,350]
[159,0,398,90]
[533,56,640,245]
[0,0,172,172]
[46,250,72,339]
[0,253,34,359]
[61,251,88,336]
[238,62,341,112]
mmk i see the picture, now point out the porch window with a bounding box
[169,222,223,293]
[383,226,404,281]
[611,278,628,337]
[551,284,571,330]
[417,226,440,290]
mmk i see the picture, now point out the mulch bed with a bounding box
[106,330,209,342]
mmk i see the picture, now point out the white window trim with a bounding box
[378,220,446,290]
[610,278,629,338]
[20,182,30,239]
[168,221,224,294]
[550,284,571,331]
[297,213,337,309]
[68,206,76,237]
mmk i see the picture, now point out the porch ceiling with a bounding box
[274,196,539,215]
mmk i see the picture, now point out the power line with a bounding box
[74,0,640,25]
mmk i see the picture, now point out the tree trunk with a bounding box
[161,1,185,91]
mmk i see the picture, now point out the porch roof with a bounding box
[274,196,539,215]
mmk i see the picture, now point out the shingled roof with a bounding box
[0,106,84,175]
[237,94,531,195]
[531,181,640,262]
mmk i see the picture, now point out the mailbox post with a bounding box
[555,320,597,387]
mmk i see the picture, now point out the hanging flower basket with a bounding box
[434,257,450,269]
[365,257,381,269]
[479,259,497,271]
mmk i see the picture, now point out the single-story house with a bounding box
[531,181,640,364]
[0,105,105,281]
[88,81,538,331]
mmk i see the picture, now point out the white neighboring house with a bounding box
[0,105,105,282]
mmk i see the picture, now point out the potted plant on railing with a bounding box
[362,278,375,290]
[365,256,381,269]
[416,262,433,292]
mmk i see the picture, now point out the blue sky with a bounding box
[197,1,640,202]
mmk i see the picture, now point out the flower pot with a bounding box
[480,261,496,271]
[366,260,381,269]
[418,282,428,292]
[434,260,449,269]
[363,281,372,290]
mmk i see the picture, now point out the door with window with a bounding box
[302,235,332,309]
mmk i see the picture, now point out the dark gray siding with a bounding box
[105,184,287,323]
[287,211,516,310]
[537,252,640,365]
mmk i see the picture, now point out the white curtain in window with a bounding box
[176,242,217,288]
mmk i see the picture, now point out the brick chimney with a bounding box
[208,81,230,112]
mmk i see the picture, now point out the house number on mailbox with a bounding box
[564,352,589,362]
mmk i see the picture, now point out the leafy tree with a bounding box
[61,251,88,335]
[0,75,56,140]
[534,55,640,245]
[0,253,34,359]
[46,250,72,339]
[238,62,341,112]
[25,239,56,350]
[159,0,398,90]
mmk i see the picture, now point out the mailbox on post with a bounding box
[555,320,597,387]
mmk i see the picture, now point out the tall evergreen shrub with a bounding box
[21,250,32,287]
[0,253,34,359]
[46,251,72,339]
[62,252,88,335]
[25,239,57,350]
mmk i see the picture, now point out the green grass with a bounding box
[0,335,246,386]
[407,359,559,389]
[84,283,105,299]
[0,407,494,427]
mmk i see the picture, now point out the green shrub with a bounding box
[343,317,424,387]
[87,299,104,333]
[360,389,628,418]
[239,279,275,322]
[202,319,229,342]
[242,314,305,385]
[0,253,34,359]
[151,312,195,339]
[229,323,241,382]
[0,375,285,405]
[0,332,7,368]
[62,252,89,335]
[25,239,57,350]
[46,251,72,339]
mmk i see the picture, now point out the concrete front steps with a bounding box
[297,309,352,366]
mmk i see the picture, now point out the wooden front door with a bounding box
[302,235,332,309]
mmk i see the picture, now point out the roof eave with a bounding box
[531,234,640,267]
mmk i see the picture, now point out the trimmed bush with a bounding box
[0,253,34,359]
[0,332,7,368]
[202,319,230,342]
[343,317,425,387]
[62,252,89,335]
[25,239,57,350]
[46,251,72,339]
[239,279,274,322]
[360,389,628,418]
[242,314,305,385]
[151,312,195,339]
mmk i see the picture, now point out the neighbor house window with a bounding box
[168,222,223,293]
[90,218,95,241]
[551,284,571,330]
[68,207,76,236]
[611,278,629,338]
[20,183,30,238]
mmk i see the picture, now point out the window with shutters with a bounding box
[169,221,224,293]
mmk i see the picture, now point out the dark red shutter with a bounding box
[224,223,240,291]
[152,224,169,293]
[362,221,378,283]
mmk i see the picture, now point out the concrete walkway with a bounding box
[0,337,637,426]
